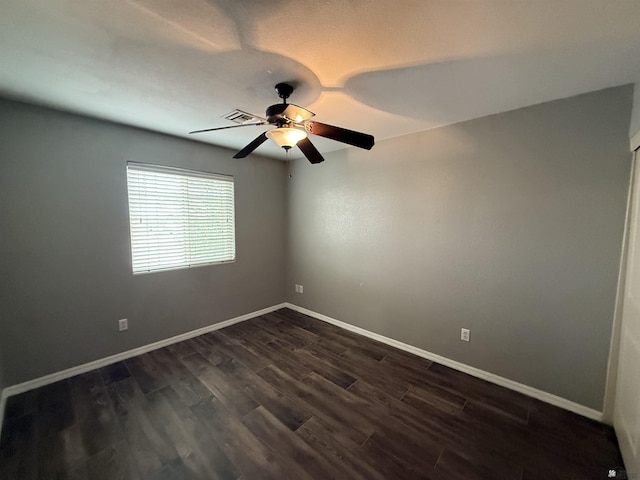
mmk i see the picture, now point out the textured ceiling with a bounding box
[1,0,640,160]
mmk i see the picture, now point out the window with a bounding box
[126,163,235,274]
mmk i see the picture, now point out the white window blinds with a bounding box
[126,163,235,274]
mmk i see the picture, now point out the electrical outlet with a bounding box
[295,284,304,293]
[461,328,470,342]
[118,318,128,331]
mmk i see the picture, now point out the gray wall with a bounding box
[0,98,287,386]
[286,85,633,410]
[0,85,633,411]
[0,328,4,393]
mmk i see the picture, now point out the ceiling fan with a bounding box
[189,83,375,164]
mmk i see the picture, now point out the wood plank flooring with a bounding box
[0,308,625,479]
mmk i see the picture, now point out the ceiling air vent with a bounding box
[222,109,264,124]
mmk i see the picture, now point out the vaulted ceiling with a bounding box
[1,0,639,159]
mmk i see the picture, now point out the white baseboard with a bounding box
[1,300,604,437]
[285,303,604,422]
[0,302,286,434]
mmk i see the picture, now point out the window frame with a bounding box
[126,162,236,275]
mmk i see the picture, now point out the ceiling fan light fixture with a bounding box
[266,127,307,150]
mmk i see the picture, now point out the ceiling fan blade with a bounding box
[233,132,269,158]
[304,121,375,150]
[297,137,325,164]
[189,122,267,134]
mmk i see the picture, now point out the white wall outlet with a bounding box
[295,284,304,293]
[118,318,128,331]
[461,328,470,342]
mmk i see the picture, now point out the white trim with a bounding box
[0,388,6,438]
[0,302,286,433]
[603,152,636,424]
[1,300,605,436]
[631,130,640,152]
[285,303,603,422]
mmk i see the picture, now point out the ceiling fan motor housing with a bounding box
[275,82,294,100]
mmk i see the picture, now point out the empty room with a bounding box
[1,1,640,479]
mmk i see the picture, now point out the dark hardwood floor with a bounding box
[0,308,624,479]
